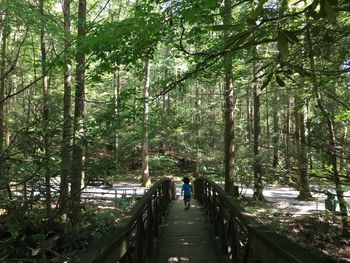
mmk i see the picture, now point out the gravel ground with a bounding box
[240,186,350,215]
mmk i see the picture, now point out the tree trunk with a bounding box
[141,60,151,187]
[0,14,11,200]
[113,69,120,162]
[285,96,292,179]
[265,86,270,145]
[222,0,235,196]
[272,89,279,168]
[195,83,201,177]
[316,94,348,236]
[295,100,312,200]
[246,84,252,144]
[305,21,348,236]
[163,48,170,113]
[208,86,216,148]
[160,48,170,154]
[70,0,86,223]
[40,0,51,217]
[59,0,72,215]
[252,53,264,201]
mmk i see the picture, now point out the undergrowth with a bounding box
[241,197,350,263]
[0,200,132,262]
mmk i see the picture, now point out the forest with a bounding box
[0,0,349,262]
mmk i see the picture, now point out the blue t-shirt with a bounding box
[182,183,192,196]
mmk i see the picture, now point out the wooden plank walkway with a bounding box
[152,198,223,263]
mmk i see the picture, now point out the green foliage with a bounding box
[335,110,350,121]
[114,197,137,210]
[277,31,290,58]
[63,208,123,251]
[149,154,179,175]
[0,203,126,260]
[87,12,167,71]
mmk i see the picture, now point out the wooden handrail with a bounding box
[194,177,332,263]
[71,178,175,263]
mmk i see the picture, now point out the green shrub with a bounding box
[149,154,180,175]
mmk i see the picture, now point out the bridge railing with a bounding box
[71,178,175,263]
[194,177,330,263]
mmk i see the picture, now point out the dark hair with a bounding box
[183,177,190,184]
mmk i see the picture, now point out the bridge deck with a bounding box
[152,198,222,263]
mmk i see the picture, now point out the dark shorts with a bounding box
[184,194,191,201]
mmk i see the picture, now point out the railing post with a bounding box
[208,184,212,209]
[228,211,239,263]
[194,179,203,203]
[158,188,164,223]
[135,215,145,263]
[153,195,159,238]
[204,182,209,208]
[165,180,172,203]
[218,201,228,255]
[155,190,160,228]
[171,181,176,200]
[146,200,154,258]
[212,193,219,235]
[161,185,165,216]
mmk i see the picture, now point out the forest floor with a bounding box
[239,186,350,262]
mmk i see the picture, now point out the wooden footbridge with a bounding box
[72,178,331,263]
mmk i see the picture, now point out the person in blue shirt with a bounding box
[181,177,193,209]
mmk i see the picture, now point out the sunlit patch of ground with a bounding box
[242,197,350,263]
[168,256,190,262]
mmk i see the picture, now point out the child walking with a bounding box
[181,177,193,210]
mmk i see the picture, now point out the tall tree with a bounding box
[59,0,72,215]
[70,0,87,222]
[272,87,279,168]
[160,48,170,155]
[141,60,151,187]
[222,0,235,195]
[0,11,10,199]
[252,49,264,201]
[195,83,201,176]
[285,94,292,179]
[294,96,312,200]
[39,0,51,216]
[113,69,121,162]
[305,13,349,236]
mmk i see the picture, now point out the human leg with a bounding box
[184,195,190,209]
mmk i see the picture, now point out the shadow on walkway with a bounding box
[152,198,222,263]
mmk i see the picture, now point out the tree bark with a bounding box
[265,86,270,145]
[223,0,235,196]
[40,0,51,217]
[195,83,201,177]
[285,96,292,179]
[0,13,11,200]
[59,0,72,215]
[295,100,312,200]
[70,0,86,223]
[272,89,279,168]
[246,84,252,144]
[141,60,151,187]
[113,69,120,162]
[160,48,170,154]
[252,52,264,201]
